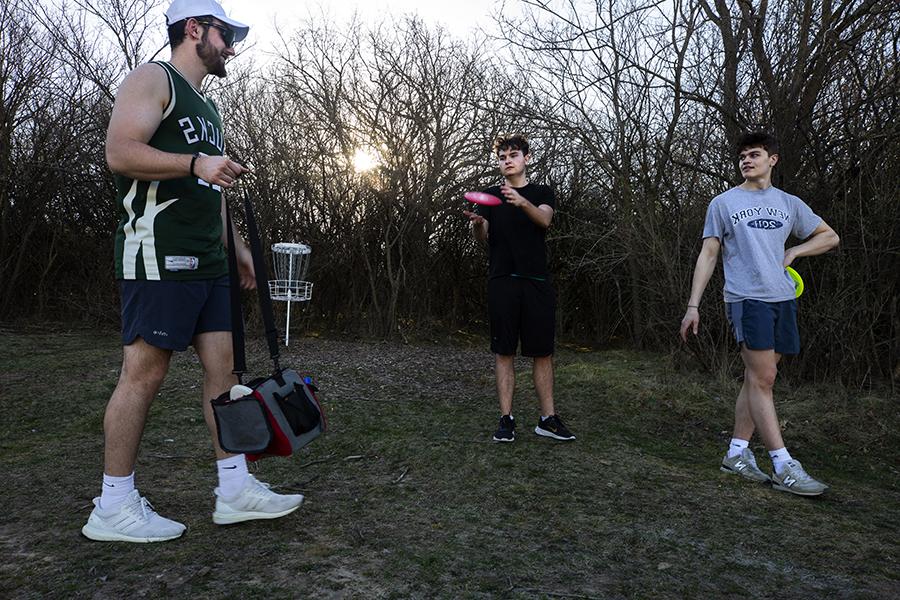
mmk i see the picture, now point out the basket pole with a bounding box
[285,297,292,346]
[285,257,294,346]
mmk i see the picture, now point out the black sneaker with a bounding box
[534,414,576,441]
[492,415,516,442]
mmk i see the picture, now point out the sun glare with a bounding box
[352,148,379,173]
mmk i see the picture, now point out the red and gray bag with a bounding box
[210,196,326,460]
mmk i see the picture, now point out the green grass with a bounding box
[0,326,897,599]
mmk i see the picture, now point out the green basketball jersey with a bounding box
[114,61,228,281]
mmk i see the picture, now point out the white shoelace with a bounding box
[785,460,809,479]
[132,495,157,521]
[248,477,275,496]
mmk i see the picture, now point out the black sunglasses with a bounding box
[196,20,235,47]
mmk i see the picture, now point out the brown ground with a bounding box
[1,328,897,599]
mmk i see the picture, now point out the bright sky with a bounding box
[225,0,499,53]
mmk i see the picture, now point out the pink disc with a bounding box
[464,191,502,206]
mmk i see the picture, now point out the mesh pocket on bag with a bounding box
[211,393,272,454]
[274,383,321,436]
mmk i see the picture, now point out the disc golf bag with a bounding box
[211,368,326,460]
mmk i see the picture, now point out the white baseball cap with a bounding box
[165,0,249,44]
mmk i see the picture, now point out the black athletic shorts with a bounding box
[119,275,231,351]
[488,275,556,357]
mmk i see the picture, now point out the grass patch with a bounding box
[0,326,897,598]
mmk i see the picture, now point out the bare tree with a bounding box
[491,0,899,381]
[0,0,162,318]
[2,0,896,383]
[224,16,505,337]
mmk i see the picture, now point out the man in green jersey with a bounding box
[82,0,303,543]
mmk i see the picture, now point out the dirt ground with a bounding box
[1,327,897,599]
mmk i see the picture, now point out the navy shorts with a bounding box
[726,299,800,355]
[119,275,231,351]
[488,276,556,357]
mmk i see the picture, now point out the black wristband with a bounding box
[189,153,199,178]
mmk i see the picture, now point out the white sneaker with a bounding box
[81,489,186,543]
[212,475,304,525]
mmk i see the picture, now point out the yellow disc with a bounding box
[785,266,804,297]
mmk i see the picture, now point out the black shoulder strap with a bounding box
[225,201,246,382]
[225,194,283,377]
[242,194,281,372]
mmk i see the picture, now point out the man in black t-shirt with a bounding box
[464,134,575,443]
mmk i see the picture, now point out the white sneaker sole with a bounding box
[492,435,515,443]
[81,524,184,543]
[212,500,303,525]
[771,482,828,496]
[534,426,575,441]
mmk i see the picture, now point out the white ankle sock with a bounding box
[727,438,750,459]
[216,455,249,498]
[769,448,793,474]
[100,472,135,510]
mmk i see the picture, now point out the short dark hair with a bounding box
[735,131,779,158]
[167,15,213,49]
[493,134,530,156]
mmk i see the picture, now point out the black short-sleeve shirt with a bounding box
[478,183,555,280]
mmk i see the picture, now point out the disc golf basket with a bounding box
[269,242,313,346]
